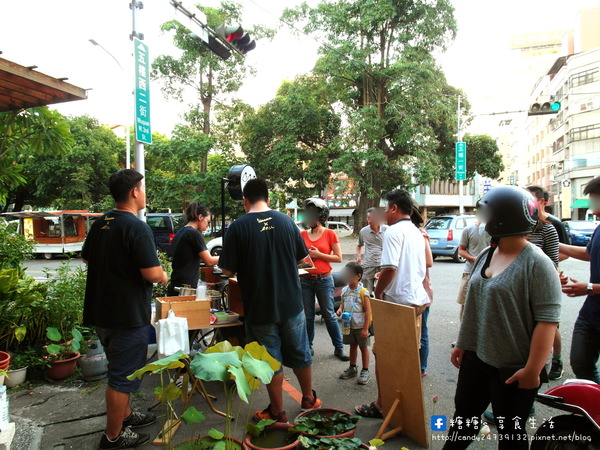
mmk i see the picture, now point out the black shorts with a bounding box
[97,326,149,393]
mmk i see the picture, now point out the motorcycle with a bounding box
[532,379,600,449]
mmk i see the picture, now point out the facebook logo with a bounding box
[431,415,447,431]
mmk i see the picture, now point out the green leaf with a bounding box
[46,343,62,355]
[244,341,281,373]
[14,326,26,343]
[245,418,276,437]
[242,352,275,386]
[369,438,385,447]
[208,428,224,440]
[227,364,251,403]
[160,382,181,403]
[71,339,80,353]
[180,406,206,425]
[71,328,83,343]
[127,351,187,380]
[46,327,61,342]
[213,441,226,450]
[190,350,242,382]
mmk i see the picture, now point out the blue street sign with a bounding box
[134,38,152,144]
[455,142,466,181]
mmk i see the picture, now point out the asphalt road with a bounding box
[22,250,593,449]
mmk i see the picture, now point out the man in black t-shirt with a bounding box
[220,178,322,423]
[83,169,168,449]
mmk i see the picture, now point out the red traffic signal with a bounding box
[216,24,256,55]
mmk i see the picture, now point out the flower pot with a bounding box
[294,407,358,439]
[244,423,299,450]
[5,367,27,388]
[0,351,10,371]
[78,352,108,381]
[174,436,244,449]
[46,352,80,380]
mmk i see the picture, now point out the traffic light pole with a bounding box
[457,95,464,215]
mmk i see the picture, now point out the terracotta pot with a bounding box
[46,352,80,380]
[175,436,244,449]
[0,351,10,371]
[294,407,357,439]
[5,366,27,388]
[243,422,299,450]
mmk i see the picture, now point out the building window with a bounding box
[569,124,600,143]
[570,68,598,88]
[580,100,594,112]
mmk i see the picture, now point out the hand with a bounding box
[558,271,568,286]
[357,257,362,264]
[450,347,464,368]
[374,271,381,280]
[160,271,169,286]
[505,368,540,389]
[308,246,320,259]
[360,329,369,339]
[336,309,342,317]
[562,277,588,297]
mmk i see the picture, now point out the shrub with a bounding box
[0,220,33,269]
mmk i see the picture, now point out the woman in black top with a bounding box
[167,202,218,295]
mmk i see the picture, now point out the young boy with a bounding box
[336,262,372,385]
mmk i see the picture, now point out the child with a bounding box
[336,262,372,385]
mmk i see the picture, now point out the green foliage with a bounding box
[291,411,360,437]
[44,326,85,363]
[153,251,172,298]
[245,419,277,438]
[43,262,86,337]
[0,220,33,268]
[298,436,364,449]
[8,349,38,370]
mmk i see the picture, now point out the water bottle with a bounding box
[196,281,207,301]
[341,312,351,336]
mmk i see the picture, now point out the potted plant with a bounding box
[4,349,36,388]
[173,340,281,450]
[244,419,299,450]
[297,436,384,449]
[292,409,361,439]
[43,327,84,380]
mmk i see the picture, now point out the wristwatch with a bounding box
[587,283,594,294]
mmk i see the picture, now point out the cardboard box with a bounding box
[155,296,211,329]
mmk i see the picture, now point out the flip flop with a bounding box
[355,401,383,419]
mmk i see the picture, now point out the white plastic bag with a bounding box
[154,309,190,359]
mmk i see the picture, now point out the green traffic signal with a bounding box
[550,101,561,111]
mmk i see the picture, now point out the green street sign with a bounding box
[455,141,466,181]
[134,38,152,144]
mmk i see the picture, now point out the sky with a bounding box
[1,0,598,137]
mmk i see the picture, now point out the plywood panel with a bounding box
[371,298,428,447]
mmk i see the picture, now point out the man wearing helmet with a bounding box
[443,186,561,449]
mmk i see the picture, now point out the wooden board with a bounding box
[156,296,211,329]
[371,298,428,448]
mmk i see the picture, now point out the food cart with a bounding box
[2,210,101,259]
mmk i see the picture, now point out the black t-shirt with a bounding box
[546,213,570,244]
[82,210,160,329]
[170,226,208,291]
[219,210,308,326]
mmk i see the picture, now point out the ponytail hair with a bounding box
[184,201,210,224]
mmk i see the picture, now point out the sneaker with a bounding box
[122,410,156,429]
[339,366,358,379]
[334,348,350,361]
[357,369,370,385]
[301,389,323,410]
[99,426,150,449]
[253,404,288,423]
[549,357,563,380]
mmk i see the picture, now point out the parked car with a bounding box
[207,237,223,256]
[146,213,184,257]
[327,221,352,235]
[563,220,598,246]
[425,214,477,263]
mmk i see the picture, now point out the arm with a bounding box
[458,244,476,262]
[140,266,168,285]
[423,234,433,268]
[199,250,218,266]
[309,242,342,263]
[356,245,363,264]
[361,296,372,338]
[562,277,597,297]
[374,267,396,299]
[506,321,558,389]
[559,243,590,261]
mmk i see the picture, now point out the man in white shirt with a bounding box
[355,189,429,419]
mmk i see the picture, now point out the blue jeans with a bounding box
[570,316,600,384]
[301,276,343,350]
[420,306,430,374]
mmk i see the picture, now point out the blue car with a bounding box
[563,220,598,246]
[425,215,477,263]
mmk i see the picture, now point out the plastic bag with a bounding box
[154,309,190,359]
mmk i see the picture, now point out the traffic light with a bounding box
[190,32,232,60]
[216,25,256,54]
[528,100,561,116]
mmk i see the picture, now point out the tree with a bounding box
[283,0,467,229]
[240,75,341,199]
[463,134,504,180]
[7,116,122,211]
[0,107,73,207]
[152,1,274,172]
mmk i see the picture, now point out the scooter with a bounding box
[532,379,600,449]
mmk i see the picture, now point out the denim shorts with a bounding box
[246,310,312,373]
[97,326,149,393]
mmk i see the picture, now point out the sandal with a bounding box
[355,401,383,419]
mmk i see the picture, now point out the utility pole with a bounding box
[457,95,464,214]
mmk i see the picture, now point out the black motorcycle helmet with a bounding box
[478,185,538,238]
[303,198,330,226]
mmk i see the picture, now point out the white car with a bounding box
[206,237,222,256]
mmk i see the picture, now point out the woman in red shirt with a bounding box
[301,198,348,361]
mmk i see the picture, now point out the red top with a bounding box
[301,229,340,274]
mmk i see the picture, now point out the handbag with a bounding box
[154,309,190,359]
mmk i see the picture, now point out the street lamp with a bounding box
[88,39,132,169]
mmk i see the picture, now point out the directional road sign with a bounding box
[455,142,466,181]
[134,38,152,144]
